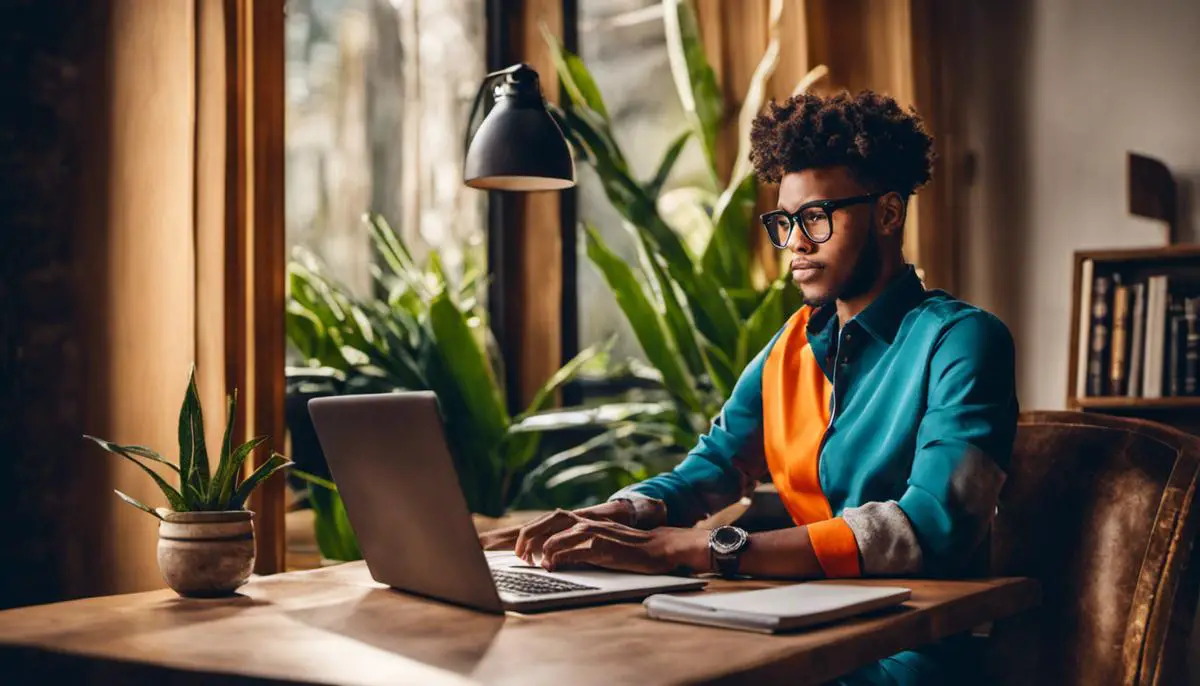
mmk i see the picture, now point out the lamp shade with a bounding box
[464,68,575,191]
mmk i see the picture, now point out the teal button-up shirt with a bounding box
[613,266,1019,684]
[617,265,1019,577]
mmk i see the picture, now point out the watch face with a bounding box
[710,526,747,554]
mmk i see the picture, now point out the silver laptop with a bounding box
[308,391,707,613]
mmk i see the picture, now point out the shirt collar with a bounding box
[805,265,927,345]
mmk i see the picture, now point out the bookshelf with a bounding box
[1067,245,1200,434]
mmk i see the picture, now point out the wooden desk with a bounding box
[0,562,1039,685]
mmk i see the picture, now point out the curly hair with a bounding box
[749,90,935,195]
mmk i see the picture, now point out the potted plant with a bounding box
[83,366,293,598]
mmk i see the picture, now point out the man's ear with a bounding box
[877,192,907,237]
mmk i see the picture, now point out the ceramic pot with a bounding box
[157,510,255,597]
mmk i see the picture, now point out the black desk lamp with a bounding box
[463,63,575,191]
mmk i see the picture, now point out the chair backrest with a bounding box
[988,411,1200,686]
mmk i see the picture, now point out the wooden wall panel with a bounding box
[195,0,229,453]
[97,0,199,594]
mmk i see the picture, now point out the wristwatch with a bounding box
[708,525,750,578]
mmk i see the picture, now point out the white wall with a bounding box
[956,2,1200,680]
[958,0,1200,413]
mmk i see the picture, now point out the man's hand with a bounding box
[539,519,711,575]
[478,501,636,561]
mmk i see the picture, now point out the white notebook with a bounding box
[643,583,912,634]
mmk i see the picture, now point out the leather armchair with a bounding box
[987,411,1200,685]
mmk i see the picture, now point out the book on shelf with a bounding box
[1076,261,1199,401]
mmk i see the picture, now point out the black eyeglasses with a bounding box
[759,192,884,248]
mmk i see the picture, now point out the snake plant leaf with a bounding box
[85,434,188,512]
[107,443,180,475]
[206,391,237,505]
[178,365,210,494]
[230,453,294,510]
[114,489,165,520]
[215,436,269,509]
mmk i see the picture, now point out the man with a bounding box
[483,90,1018,685]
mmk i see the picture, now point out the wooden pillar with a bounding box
[229,0,287,574]
[490,0,566,412]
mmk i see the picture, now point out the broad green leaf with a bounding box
[634,230,705,377]
[85,435,188,512]
[646,130,692,200]
[427,291,509,446]
[780,275,805,318]
[544,462,636,491]
[738,280,784,370]
[704,174,756,291]
[291,469,338,492]
[664,0,723,184]
[584,225,703,414]
[327,491,361,561]
[523,425,636,483]
[230,453,294,510]
[114,489,165,520]
[296,468,361,561]
[505,337,617,474]
[542,25,610,121]
[699,337,737,400]
[216,436,268,509]
[560,106,630,181]
[511,401,677,434]
[674,269,741,358]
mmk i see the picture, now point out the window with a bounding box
[285,0,486,300]
[574,0,710,369]
[284,0,486,567]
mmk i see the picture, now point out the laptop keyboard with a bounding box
[492,569,599,596]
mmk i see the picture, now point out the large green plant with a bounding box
[286,215,640,516]
[542,0,827,458]
[83,366,293,519]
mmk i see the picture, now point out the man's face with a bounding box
[777,166,881,308]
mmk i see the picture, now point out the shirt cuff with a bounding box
[841,500,924,576]
[607,488,668,529]
[806,517,862,578]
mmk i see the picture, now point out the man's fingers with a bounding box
[478,527,519,551]
[543,545,605,571]
[540,524,596,559]
[514,510,578,562]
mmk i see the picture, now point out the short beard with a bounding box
[801,228,882,308]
